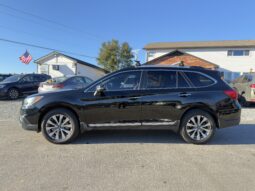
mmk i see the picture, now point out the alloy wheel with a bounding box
[8,89,19,99]
[185,115,212,141]
[45,114,74,141]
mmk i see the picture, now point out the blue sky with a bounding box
[0,0,255,73]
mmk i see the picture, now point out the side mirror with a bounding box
[94,85,105,96]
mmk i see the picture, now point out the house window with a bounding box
[147,51,155,58]
[227,50,250,56]
[52,65,60,70]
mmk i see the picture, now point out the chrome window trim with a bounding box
[84,68,218,93]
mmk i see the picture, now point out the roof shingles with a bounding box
[144,40,255,50]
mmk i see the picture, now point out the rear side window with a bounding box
[83,77,93,84]
[68,77,85,84]
[144,71,176,89]
[34,75,49,82]
[178,72,190,88]
[184,72,215,87]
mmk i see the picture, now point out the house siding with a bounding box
[37,54,105,80]
[147,48,255,73]
[76,63,105,80]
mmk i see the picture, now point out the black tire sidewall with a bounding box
[180,109,216,144]
[41,109,80,144]
[239,96,250,107]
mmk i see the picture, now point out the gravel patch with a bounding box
[0,100,22,121]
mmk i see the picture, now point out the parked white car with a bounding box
[38,75,93,93]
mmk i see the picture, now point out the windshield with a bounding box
[3,75,23,83]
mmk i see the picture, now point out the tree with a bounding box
[119,42,134,69]
[97,39,134,72]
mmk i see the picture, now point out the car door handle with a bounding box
[129,97,140,101]
[179,92,192,97]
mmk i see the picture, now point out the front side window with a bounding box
[103,71,141,91]
[144,71,177,89]
[89,71,141,91]
[227,50,250,56]
[20,75,34,83]
[184,72,214,87]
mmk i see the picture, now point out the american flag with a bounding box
[20,50,32,64]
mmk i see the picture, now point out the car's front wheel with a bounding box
[41,109,80,144]
[7,88,19,100]
[180,109,216,144]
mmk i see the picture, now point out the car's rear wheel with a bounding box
[41,109,80,144]
[7,88,19,100]
[180,109,216,144]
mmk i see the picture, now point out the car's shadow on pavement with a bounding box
[0,97,24,102]
[73,124,255,145]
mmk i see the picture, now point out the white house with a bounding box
[144,40,255,81]
[34,51,108,80]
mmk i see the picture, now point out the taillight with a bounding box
[224,90,238,100]
[250,84,255,88]
[52,83,64,89]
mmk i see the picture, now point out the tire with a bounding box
[7,88,19,100]
[180,109,216,144]
[41,109,80,144]
[238,96,250,107]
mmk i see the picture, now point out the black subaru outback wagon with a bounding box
[20,66,241,144]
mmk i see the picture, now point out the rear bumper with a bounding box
[218,107,241,128]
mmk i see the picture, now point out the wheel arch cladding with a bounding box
[38,104,80,132]
[179,106,219,130]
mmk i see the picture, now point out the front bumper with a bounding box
[0,88,8,98]
[20,107,40,132]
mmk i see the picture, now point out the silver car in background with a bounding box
[231,73,255,106]
[38,75,93,93]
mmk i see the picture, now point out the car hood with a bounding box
[29,88,82,98]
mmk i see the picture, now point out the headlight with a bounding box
[0,85,5,88]
[23,96,43,109]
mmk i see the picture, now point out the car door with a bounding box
[80,70,142,128]
[139,69,186,128]
[18,75,37,93]
[32,75,47,93]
